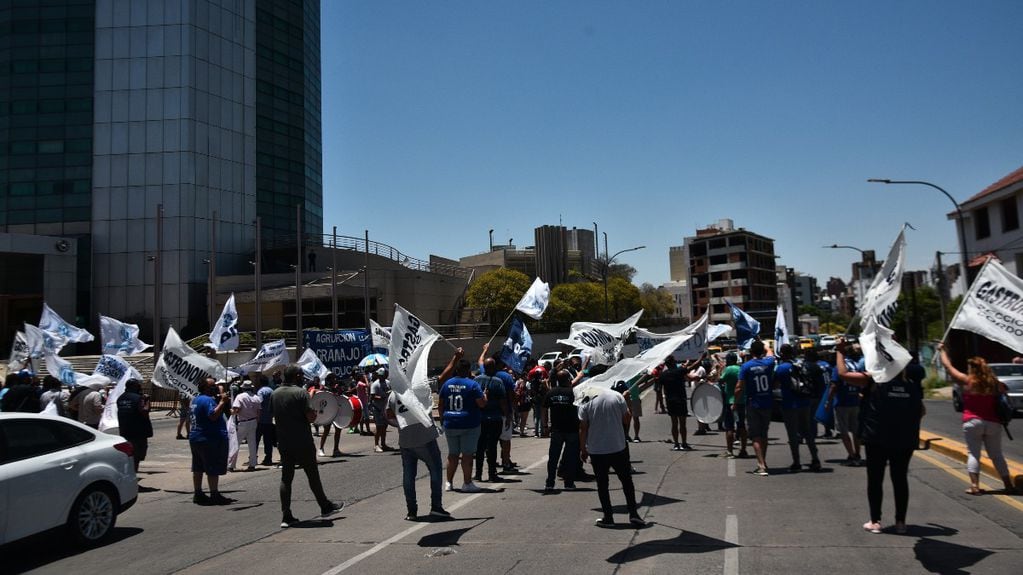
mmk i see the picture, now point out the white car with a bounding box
[537,351,563,366]
[818,335,838,348]
[0,413,138,546]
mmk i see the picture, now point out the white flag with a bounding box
[25,322,67,357]
[948,258,1023,354]
[96,355,142,432]
[859,316,911,384]
[557,310,644,365]
[708,324,733,342]
[8,331,31,372]
[574,331,696,405]
[387,304,441,429]
[515,277,551,320]
[209,294,239,351]
[234,339,290,374]
[297,347,330,380]
[40,302,94,344]
[859,227,907,328]
[634,310,709,361]
[153,327,226,398]
[369,319,392,349]
[99,315,151,356]
[44,353,110,389]
[774,305,790,350]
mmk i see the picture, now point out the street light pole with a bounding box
[823,244,868,314]
[603,245,645,321]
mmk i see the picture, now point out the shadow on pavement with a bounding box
[1,527,144,574]
[899,523,958,538]
[591,491,685,514]
[606,529,736,564]
[290,518,339,528]
[417,518,492,547]
[914,537,993,574]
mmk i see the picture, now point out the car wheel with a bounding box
[68,485,118,545]
[952,391,963,413]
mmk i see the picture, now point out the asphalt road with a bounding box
[5,389,1023,575]
[922,399,1023,464]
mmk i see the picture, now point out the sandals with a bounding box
[965,487,985,496]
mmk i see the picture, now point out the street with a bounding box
[4,389,1023,575]
[922,399,1023,463]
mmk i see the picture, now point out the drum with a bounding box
[332,395,364,429]
[691,383,724,424]
[310,391,340,426]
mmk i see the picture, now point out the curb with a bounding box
[919,428,1023,489]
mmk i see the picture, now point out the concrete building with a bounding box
[459,224,594,287]
[660,280,690,322]
[668,245,688,282]
[0,233,79,351]
[950,165,1023,283]
[684,219,777,335]
[776,266,798,338]
[793,273,818,307]
[0,0,323,341]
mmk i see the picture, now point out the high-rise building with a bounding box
[0,0,322,342]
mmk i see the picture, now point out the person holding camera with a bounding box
[189,378,233,505]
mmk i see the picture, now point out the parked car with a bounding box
[537,351,563,366]
[798,338,816,351]
[952,363,1023,413]
[818,335,838,348]
[0,413,138,546]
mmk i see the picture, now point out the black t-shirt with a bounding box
[117,391,153,439]
[2,383,40,413]
[858,374,923,450]
[543,386,579,433]
[659,367,687,403]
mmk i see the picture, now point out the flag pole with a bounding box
[938,257,988,345]
[485,309,516,349]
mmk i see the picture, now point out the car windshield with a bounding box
[991,365,1023,377]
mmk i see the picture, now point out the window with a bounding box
[0,419,92,464]
[1002,197,1019,232]
[974,206,991,240]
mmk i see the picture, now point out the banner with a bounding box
[774,305,789,349]
[234,339,290,374]
[153,327,226,398]
[859,227,907,328]
[8,331,30,372]
[726,300,760,350]
[96,355,142,432]
[635,311,710,361]
[99,315,151,356]
[25,322,66,357]
[40,302,94,344]
[500,317,533,373]
[297,347,330,380]
[369,319,392,350]
[387,304,441,429]
[708,324,732,342]
[44,353,110,389]
[557,310,644,365]
[302,329,373,378]
[574,331,696,405]
[859,316,911,383]
[209,294,239,351]
[948,258,1023,354]
[515,277,551,320]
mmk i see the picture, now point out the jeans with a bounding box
[963,418,1010,476]
[400,441,444,513]
[533,404,544,434]
[546,430,579,487]
[865,444,913,523]
[590,449,638,518]
[475,419,503,478]
[279,454,330,517]
[256,422,276,460]
[782,407,819,464]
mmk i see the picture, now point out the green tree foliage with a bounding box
[548,282,604,324]
[607,276,641,322]
[639,283,675,320]
[465,268,533,325]
[890,285,955,343]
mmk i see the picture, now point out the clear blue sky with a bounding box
[320,1,1023,288]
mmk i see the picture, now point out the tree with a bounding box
[890,285,947,344]
[549,282,604,324]
[606,276,641,321]
[465,268,533,326]
[639,283,675,320]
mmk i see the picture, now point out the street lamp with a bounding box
[823,244,865,255]
[603,245,645,321]
[867,178,970,291]
[823,244,870,315]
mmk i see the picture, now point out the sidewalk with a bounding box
[920,427,1023,489]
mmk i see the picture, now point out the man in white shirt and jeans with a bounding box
[579,386,645,528]
[231,380,262,471]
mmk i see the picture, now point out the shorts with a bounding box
[129,438,149,462]
[371,404,388,428]
[666,399,686,417]
[746,408,772,439]
[516,403,532,414]
[179,409,189,422]
[445,426,482,456]
[500,417,514,441]
[835,405,860,435]
[190,439,228,475]
[723,404,746,432]
[629,398,643,418]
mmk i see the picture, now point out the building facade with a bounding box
[951,165,1023,281]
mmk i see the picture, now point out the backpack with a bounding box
[788,363,815,398]
[802,361,829,398]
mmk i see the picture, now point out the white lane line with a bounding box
[723,514,738,575]
[727,458,735,478]
[321,456,549,575]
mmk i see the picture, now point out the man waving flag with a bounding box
[726,300,760,350]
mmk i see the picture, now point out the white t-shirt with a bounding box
[232,392,262,421]
[578,390,628,455]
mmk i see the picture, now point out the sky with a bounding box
[319,1,1023,289]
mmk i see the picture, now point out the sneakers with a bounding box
[809,460,822,472]
[193,492,212,505]
[210,493,235,506]
[320,501,345,516]
[405,512,418,521]
[430,508,452,519]
[331,450,343,458]
[543,486,556,494]
[629,515,647,527]
[317,449,326,457]
[632,436,641,443]
[737,449,750,458]
[487,475,509,483]
[595,516,615,528]
[753,467,769,477]
[563,483,577,491]
[693,429,707,436]
[373,445,384,453]
[863,521,881,534]
[724,451,736,459]
[460,482,482,493]
[894,522,908,535]
[280,515,301,528]
[445,481,454,492]
[682,443,693,451]
[788,463,801,473]
[671,443,683,452]
[261,458,273,466]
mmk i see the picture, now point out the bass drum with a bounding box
[310,391,340,426]
[690,383,724,424]
[332,395,360,429]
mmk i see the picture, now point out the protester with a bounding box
[775,345,821,472]
[652,363,666,414]
[837,338,924,535]
[474,358,509,483]
[189,378,233,505]
[370,368,393,452]
[437,348,486,493]
[514,371,532,436]
[73,382,104,428]
[353,369,372,435]
[231,380,262,471]
[386,389,450,520]
[543,369,579,492]
[579,387,645,528]
[272,365,344,527]
[39,375,69,417]
[176,393,191,440]
[254,374,277,465]
[938,344,1015,494]
[625,371,648,442]
[2,372,39,413]
[317,374,344,458]
[719,353,748,458]
[831,346,863,466]
[689,356,712,436]
[116,379,153,473]
[735,340,776,476]
[659,355,691,451]
[479,345,518,472]
[529,366,550,437]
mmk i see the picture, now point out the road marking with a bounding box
[727,458,735,478]
[723,514,738,575]
[321,456,549,575]
[914,450,1023,514]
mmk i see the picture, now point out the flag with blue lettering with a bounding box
[774,305,789,350]
[209,294,240,351]
[44,352,110,388]
[297,347,330,380]
[39,303,93,345]
[99,315,151,356]
[726,300,761,350]
[25,322,66,357]
[387,304,441,429]
[515,277,551,320]
[500,317,533,373]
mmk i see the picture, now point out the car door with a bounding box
[0,418,88,543]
